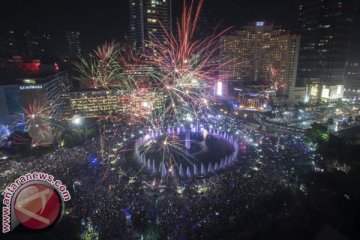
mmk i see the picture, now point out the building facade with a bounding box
[62,90,125,117]
[344,61,360,100]
[62,89,165,118]
[0,30,55,58]
[220,22,300,98]
[21,30,55,58]
[296,0,356,102]
[129,0,172,49]
[65,31,81,58]
[0,84,23,126]
[19,72,69,146]
[0,69,70,146]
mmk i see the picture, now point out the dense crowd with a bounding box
[0,113,320,239]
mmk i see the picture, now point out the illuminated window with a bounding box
[147,18,157,23]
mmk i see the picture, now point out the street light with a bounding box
[72,115,82,125]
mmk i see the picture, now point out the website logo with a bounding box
[2,172,71,233]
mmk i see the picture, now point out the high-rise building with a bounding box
[220,22,300,98]
[1,30,56,59]
[21,31,55,58]
[0,63,69,146]
[296,0,356,102]
[129,0,172,50]
[65,31,81,58]
[343,61,360,100]
[0,84,23,125]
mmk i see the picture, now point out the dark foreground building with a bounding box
[296,0,356,102]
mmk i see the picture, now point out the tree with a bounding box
[355,115,360,123]
[144,224,165,240]
[304,123,329,145]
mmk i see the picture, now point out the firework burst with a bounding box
[267,64,287,92]
[74,0,231,182]
[75,0,229,128]
[23,100,56,146]
[145,0,229,125]
[75,41,143,91]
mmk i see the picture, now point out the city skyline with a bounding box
[1,0,358,58]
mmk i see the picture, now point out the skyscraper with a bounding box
[220,22,300,98]
[0,30,55,58]
[129,0,172,50]
[20,31,55,58]
[65,31,81,58]
[296,0,356,102]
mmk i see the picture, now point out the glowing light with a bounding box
[23,100,55,146]
[336,85,342,95]
[321,88,330,98]
[91,157,98,164]
[202,129,208,140]
[185,114,193,122]
[124,208,132,220]
[72,115,82,125]
[216,81,223,96]
[142,101,150,108]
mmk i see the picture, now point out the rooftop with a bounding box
[0,61,61,86]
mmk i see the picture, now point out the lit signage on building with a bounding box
[19,85,43,90]
[336,85,342,95]
[310,85,318,96]
[256,21,265,27]
[321,88,330,98]
[309,84,344,100]
[22,79,36,84]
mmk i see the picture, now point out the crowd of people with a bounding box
[0,113,320,239]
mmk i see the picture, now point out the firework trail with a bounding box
[74,41,120,90]
[132,0,231,176]
[74,0,231,182]
[75,42,145,91]
[23,100,56,146]
[75,0,229,127]
[267,64,287,92]
[75,43,150,166]
[145,0,229,126]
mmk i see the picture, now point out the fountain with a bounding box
[185,127,191,150]
[135,126,240,178]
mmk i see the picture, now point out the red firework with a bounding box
[144,0,230,122]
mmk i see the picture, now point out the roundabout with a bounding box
[135,126,240,178]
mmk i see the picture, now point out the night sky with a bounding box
[0,0,359,58]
